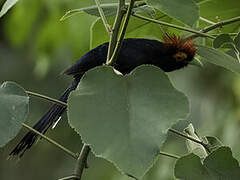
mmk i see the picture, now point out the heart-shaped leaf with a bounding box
[68,65,189,178]
[0,81,29,147]
[174,147,240,180]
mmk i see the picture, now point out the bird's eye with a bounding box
[173,52,187,62]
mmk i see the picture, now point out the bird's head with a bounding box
[158,34,196,72]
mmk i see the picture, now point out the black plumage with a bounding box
[10,37,196,157]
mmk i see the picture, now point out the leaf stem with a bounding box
[107,0,136,65]
[22,123,78,159]
[94,0,112,34]
[73,144,91,180]
[106,0,126,63]
[26,91,67,106]
[168,128,211,153]
[132,14,215,39]
[159,151,180,159]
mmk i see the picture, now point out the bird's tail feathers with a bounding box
[9,78,80,158]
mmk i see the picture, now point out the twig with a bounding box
[26,91,67,107]
[22,123,78,159]
[188,16,240,39]
[94,0,112,34]
[210,33,238,36]
[159,151,180,159]
[58,175,79,180]
[132,14,215,39]
[106,0,126,63]
[107,0,136,65]
[168,128,211,153]
[73,144,91,180]
[199,17,216,25]
[201,16,240,33]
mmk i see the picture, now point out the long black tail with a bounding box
[9,78,80,158]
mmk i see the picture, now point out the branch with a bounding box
[168,128,211,153]
[159,151,180,159]
[22,123,78,159]
[199,17,216,25]
[188,16,240,39]
[106,0,126,63]
[73,144,91,180]
[26,91,67,106]
[132,14,215,39]
[95,0,112,34]
[107,0,136,65]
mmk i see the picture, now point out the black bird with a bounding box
[10,35,196,157]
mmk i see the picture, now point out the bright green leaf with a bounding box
[147,0,199,26]
[175,147,240,180]
[0,81,29,147]
[197,45,240,73]
[68,65,189,178]
[0,0,18,18]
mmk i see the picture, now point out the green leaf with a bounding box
[197,45,240,73]
[61,3,155,21]
[61,3,118,21]
[189,56,203,68]
[0,0,18,18]
[184,124,208,159]
[0,81,29,147]
[234,32,240,52]
[174,153,209,179]
[68,65,189,178]
[147,0,199,26]
[175,147,240,180]
[213,34,234,49]
[204,136,223,153]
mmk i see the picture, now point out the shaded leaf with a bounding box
[197,45,240,73]
[0,0,18,18]
[213,34,234,49]
[175,147,240,180]
[204,136,223,153]
[234,32,240,52]
[68,65,189,178]
[0,81,29,147]
[61,3,118,21]
[147,0,199,26]
[61,3,155,21]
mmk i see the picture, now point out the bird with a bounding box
[9,35,196,157]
